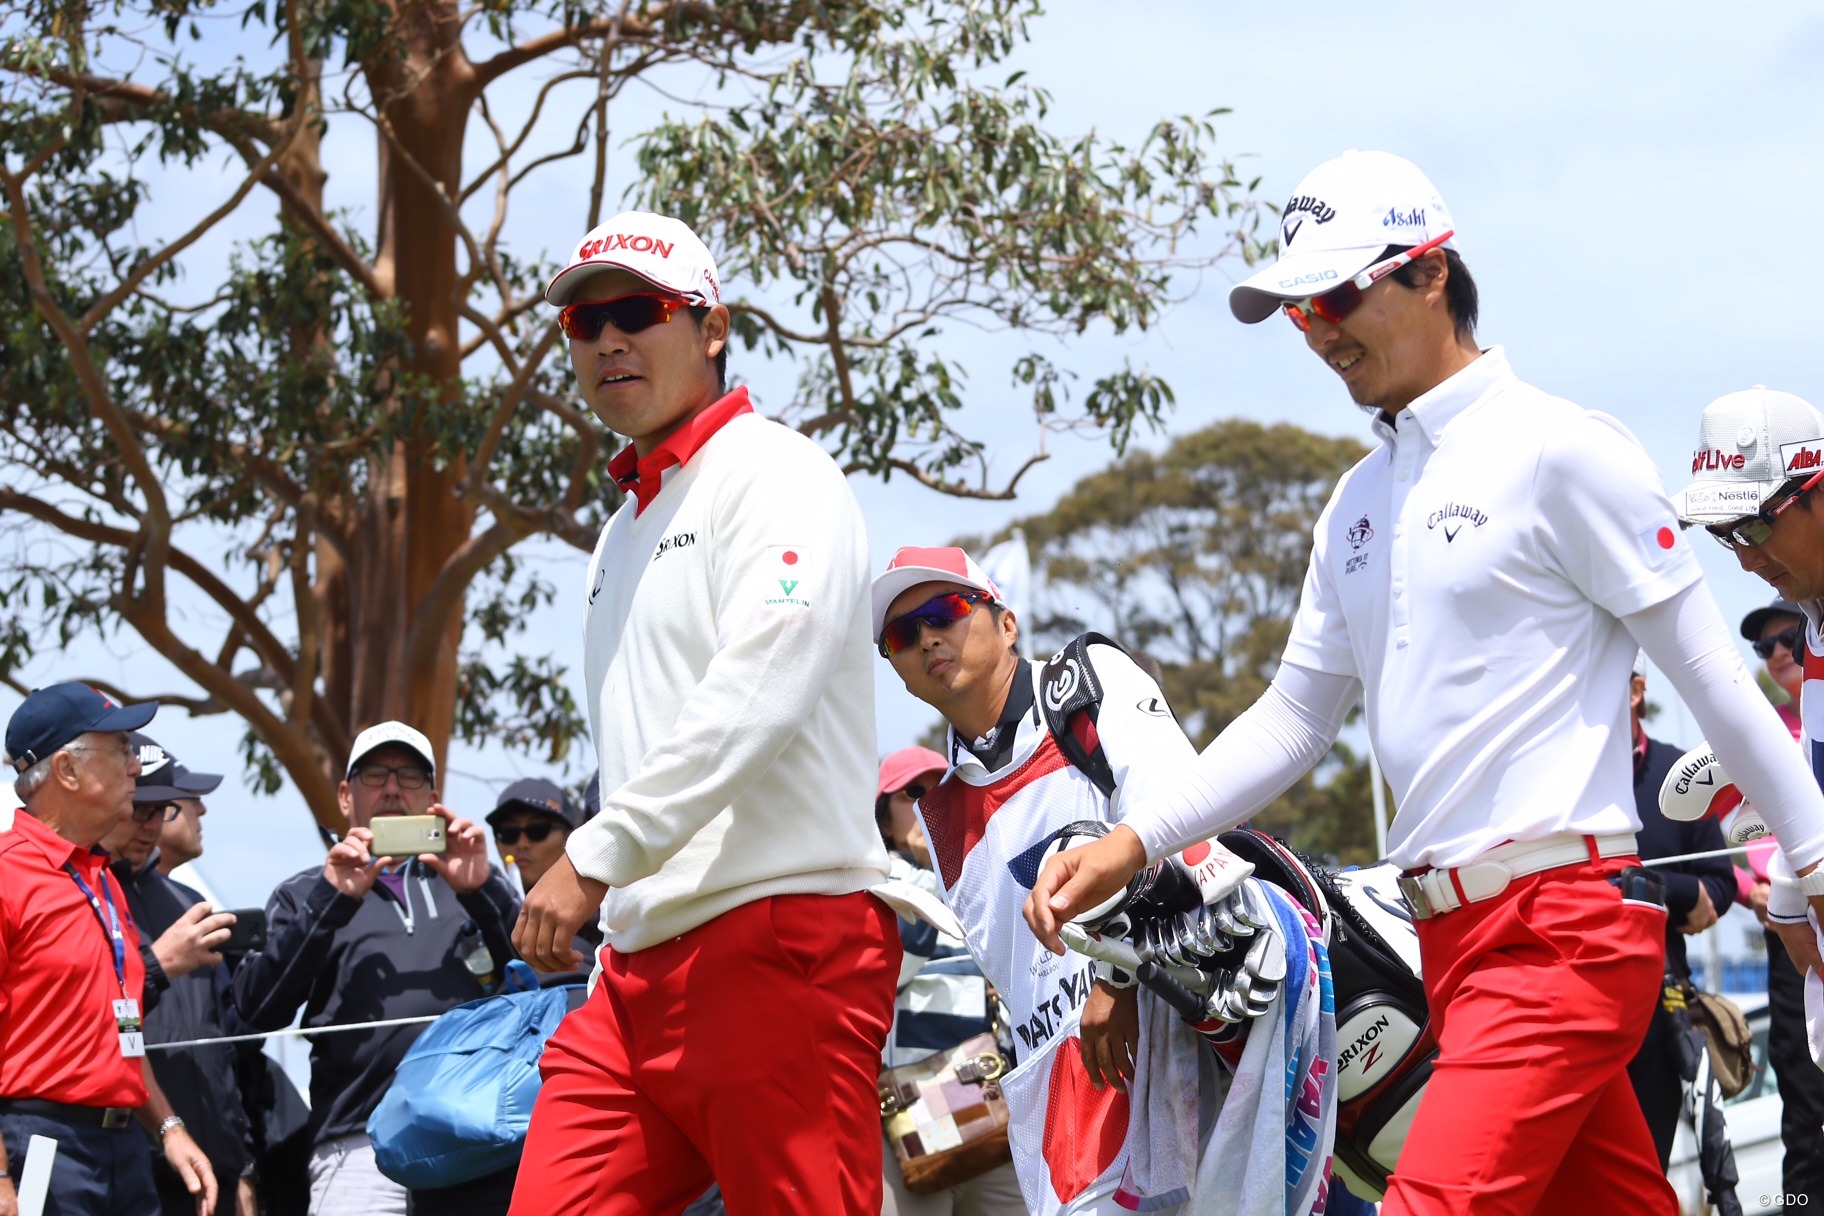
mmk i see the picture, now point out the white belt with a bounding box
[1397,833,1638,921]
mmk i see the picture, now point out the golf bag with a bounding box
[1040,632,1436,1200]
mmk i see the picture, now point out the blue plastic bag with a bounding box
[368,965,577,1188]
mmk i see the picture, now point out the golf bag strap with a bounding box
[1039,632,1131,800]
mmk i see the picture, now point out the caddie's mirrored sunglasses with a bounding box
[1699,469,1824,549]
[494,821,558,846]
[557,292,690,342]
[1753,625,1806,661]
[130,801,182,824]
[878,591,993,659]
[352,763,431,790]
[1281,229,1456,332]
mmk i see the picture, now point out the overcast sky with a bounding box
[8,1,1823,906]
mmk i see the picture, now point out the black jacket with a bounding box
[1633,735,1737,979]
[233,860,519,1145]
[110,854,252,1188]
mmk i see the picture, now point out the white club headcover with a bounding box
[1167,839,1255,907]
[1659,744,1745,824]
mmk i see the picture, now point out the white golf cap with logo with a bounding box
[1230,150,1458,324]
[871,546,1004,639]
[544,210,722,307]
[1672,387,1824,525]
[347,721,437,780]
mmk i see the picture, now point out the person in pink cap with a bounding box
[510,212,899,1215]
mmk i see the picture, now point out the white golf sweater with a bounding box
[567,396,888,952]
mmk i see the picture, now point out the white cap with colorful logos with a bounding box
[544,210,722,307]
[1672,387,1824,524]
[1230,150,1458,324]
[871,546,1004,639]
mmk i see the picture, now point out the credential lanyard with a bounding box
[63,860,127,994]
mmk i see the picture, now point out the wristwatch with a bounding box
[1797,866,1824,899]
[156,1115,186,1141]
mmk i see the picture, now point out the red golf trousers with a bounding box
[1382,853,1679,1215]
[507,891,901,1216]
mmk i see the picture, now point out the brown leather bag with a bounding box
[879,1033,1013,1194]
[1684,984,1756,1099]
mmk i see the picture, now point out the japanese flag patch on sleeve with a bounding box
[761,544,811,607]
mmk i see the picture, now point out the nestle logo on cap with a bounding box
[577,232,675,261]
[1692,448,1747,474]
[1780,439,1824,476]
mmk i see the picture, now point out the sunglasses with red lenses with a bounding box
[877,591,993,658]
[558,292,690,342]
[1281,229,1456,332]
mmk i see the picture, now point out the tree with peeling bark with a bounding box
[0,0,1266,831]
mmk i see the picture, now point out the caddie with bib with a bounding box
[1023,152,1824,1215]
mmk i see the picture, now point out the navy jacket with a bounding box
[1633,735,1737,979]
[233,860,519,1145]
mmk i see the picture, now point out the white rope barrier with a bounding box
[145,1012,442,1052]
[1637,842,1766,867]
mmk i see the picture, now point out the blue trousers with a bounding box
[1,1111,159,1216]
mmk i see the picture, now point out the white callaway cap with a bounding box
[1230,150,1457,324]
[871,546,1004,639]
[347,720,437,780]
[1672,387,1824,525]
[544,210,721,307]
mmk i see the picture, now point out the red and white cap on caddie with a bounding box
[1672,386,1824,524]
[871,546,1003,639]
[1230,150,1457,324]
[544,210,721,307]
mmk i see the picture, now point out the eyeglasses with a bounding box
[557,292,690,343]
[1700,469,1824,549]
[494,821,559,846]
[130,801,181,824]
[68,742,135,763]
[351,763,431,790]
[894,783,931,801]
[1753,625,1806,661]
[877,591,993,658]
[1281,230,1457,332]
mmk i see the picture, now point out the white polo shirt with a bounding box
[1286,347,1701,870]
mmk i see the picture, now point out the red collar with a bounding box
[9,807,84,870]
[607,387,754,515]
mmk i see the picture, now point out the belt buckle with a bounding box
[101,1107,131,1130]
[1396,873,1433,920]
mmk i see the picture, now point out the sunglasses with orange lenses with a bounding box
[558,292,690,342]
[1281,230,1455,332]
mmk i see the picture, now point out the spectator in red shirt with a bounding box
[0,682,218,1216]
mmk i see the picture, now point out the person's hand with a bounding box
[1023,826,1149,956]
[153,903,237,978]
[419,804,489,894]
[0,1174,19,1216]
[162,1124,218,1216]
[323,828,392,899]
[514,853,606,973]
[1079,981,1139,1092]
[1750,879,1771,927]
[1680,883,1719,935]
[1771,896,1824,978]
[234,1176,257,1216]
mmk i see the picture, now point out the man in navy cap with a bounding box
[0,684,218,1216]
[100,734,255,1216]
[487,779,586,894]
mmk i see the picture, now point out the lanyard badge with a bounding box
[63,862,142,1057]
[114,997,144,1058]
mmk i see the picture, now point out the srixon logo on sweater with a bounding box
[653,531,695,560]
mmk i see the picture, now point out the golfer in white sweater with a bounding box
[509,211,900,1216]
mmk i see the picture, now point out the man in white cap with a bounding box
[1024,151,1824,1214]
[234,722,517,1216]
[1671,388,1824,1206]
[509,213,897,1215]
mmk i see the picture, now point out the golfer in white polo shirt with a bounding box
[1023,150,1824,1214]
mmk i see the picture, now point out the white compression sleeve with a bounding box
[1625,581,1824,872]
[1123,662,1361,862]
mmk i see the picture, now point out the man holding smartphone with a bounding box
[234,721,519,1216]
[509,212,897,1215]
[101,735,257,1216]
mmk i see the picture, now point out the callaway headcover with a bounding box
[1659,744,1771,847]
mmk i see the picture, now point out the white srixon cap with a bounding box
[1672,386,1824,524]
[347,721,437,780]
[544,211,721,307]
[1230,150,1458,324]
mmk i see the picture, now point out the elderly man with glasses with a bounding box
[1673,390,1824,1207]
[0,684,218,1216]
[233,722,518,1216]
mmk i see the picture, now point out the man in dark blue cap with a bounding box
[0,683,219,1216]
[100,734,255,1216]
